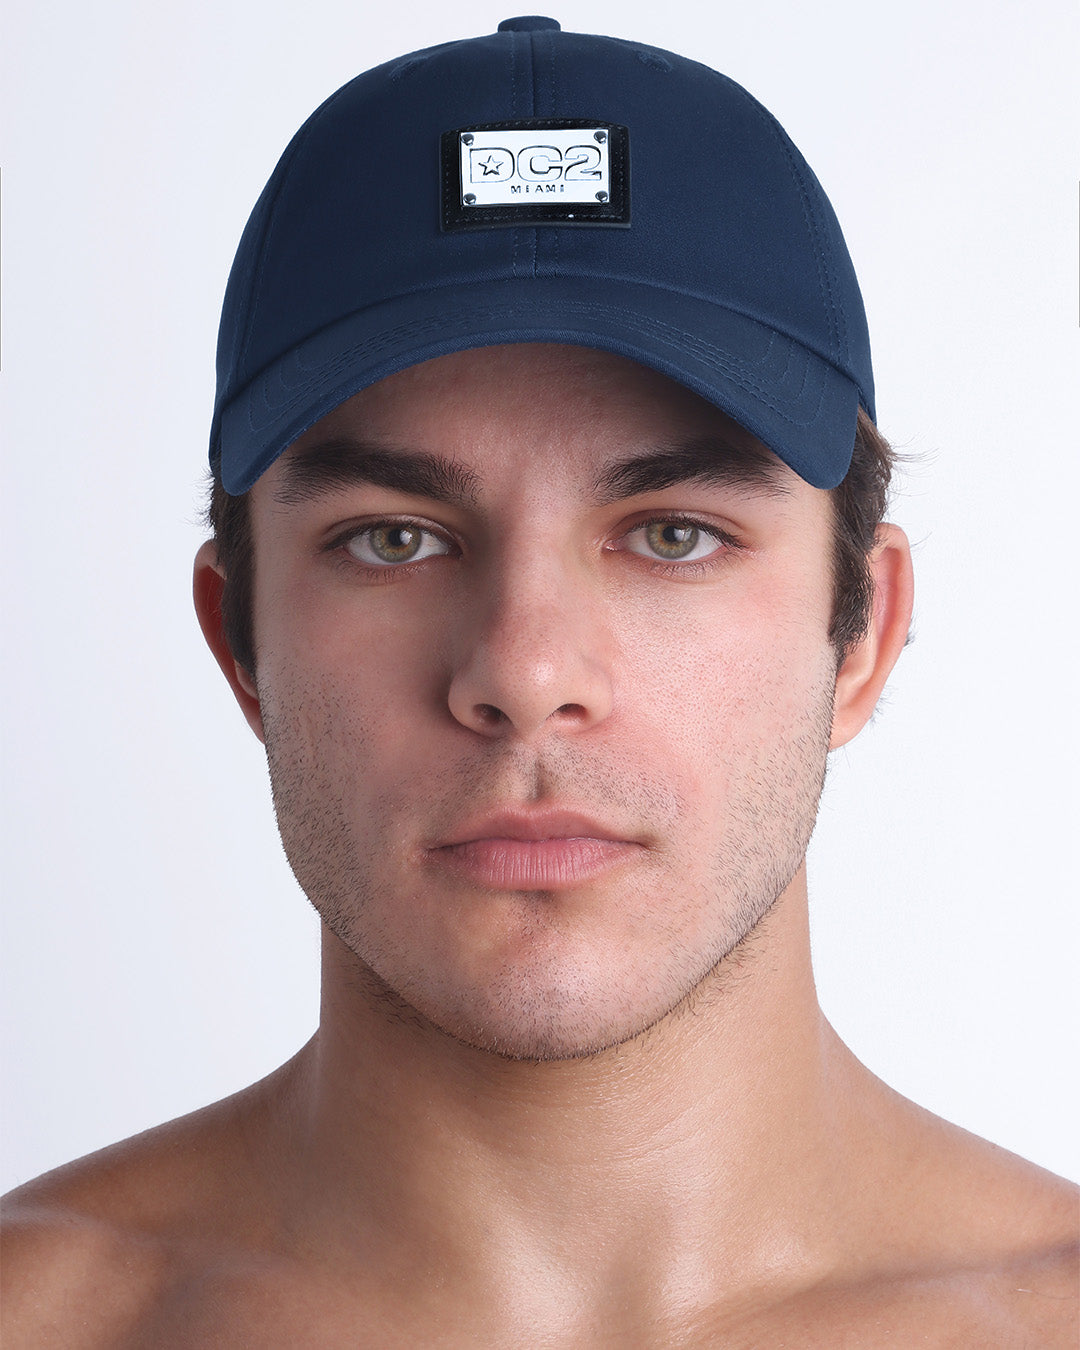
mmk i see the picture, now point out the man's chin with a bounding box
[355,946,750,1067]
[431,1013,659,1065]
[329,936,670,1061]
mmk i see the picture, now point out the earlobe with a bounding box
[193,540,265,743]
[830,524,914,750]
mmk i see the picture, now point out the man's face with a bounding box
[245,345,839,1060]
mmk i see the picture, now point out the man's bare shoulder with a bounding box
[1,1085,277,1348]
[948,1136,1079,1345]
[899,1095,1078,1255]
[820,1095,1080,1347]
[744,1232,1079,1350]
[2,1186,167,1347]
[715,1130,1078,1349]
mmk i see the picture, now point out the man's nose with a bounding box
[446,559,615,740]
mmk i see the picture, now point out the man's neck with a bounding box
[264,868,877,1324]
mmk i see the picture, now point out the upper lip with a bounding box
[433,809,633,848]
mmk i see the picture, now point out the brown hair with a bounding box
[206,405,895,676]
[827,406,894,657]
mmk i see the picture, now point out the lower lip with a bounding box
[429,837,639,890]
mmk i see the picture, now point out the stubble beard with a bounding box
[261,673,835,1065]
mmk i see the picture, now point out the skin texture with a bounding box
[3,346,1077,1347]
[249,349,840,1062]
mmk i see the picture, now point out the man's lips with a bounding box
[434,809,633,847]
[427,810,643,890]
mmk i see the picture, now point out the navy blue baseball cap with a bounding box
[211,16,874,495]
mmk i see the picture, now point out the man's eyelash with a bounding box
[327,518,452,549]
[632,516,740,546]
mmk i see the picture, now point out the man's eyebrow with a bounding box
[273,434,790,508]
[273,439,481,507]
[592,438,793,503]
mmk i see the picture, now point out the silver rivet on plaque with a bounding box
[595,191,609,203]
[462,133,474,145]
[594,130,607,143]
[464,193,477,205]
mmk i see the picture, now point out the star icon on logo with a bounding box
[478,155,505,177]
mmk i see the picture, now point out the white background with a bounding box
[2,0,1077,1194]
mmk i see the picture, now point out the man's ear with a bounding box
[193,540,265,743]
[830,523,914,750]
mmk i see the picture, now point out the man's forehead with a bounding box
[267,344,796,504]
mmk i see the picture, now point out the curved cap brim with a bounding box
[215,276,861,494]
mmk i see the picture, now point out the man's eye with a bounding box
[623,520,725,563]
[344,523,451,566]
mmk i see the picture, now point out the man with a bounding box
[4,16,1076,1345]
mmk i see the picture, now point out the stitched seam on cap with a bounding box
[233,291,817,412]
[549,28,560,277]
[745,98,845,366]
[784,144,848,361]
[234,265,845,410]
[510,34,523,278]
[547,29,557,117]
[525,29,539,277]
[237,298,829,435]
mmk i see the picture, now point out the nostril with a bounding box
[475,703,506,725]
